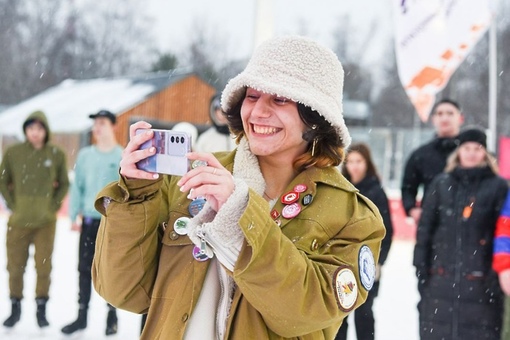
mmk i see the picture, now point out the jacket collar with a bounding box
[232,137,266,196]
[221,137,357,228]
[354,175,380,192]
[223,137,357,195]
[451,165,494,182]
[433,136,458,153]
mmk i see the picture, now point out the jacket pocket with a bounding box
[155,212,206,301]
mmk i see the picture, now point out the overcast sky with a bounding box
[146,0,392,64]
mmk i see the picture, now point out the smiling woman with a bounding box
[91,35,385,339]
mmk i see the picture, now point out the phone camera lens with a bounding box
[180,136,185,143]
[171,136,175,143]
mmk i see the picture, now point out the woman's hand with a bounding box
[119,121,159,180]
[499,269,510,296]
[409,207,422,226]
[177,152,234,212]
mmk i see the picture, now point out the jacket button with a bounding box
[311,239,319,251]
[169,231,179,240]
[181,313,189,322]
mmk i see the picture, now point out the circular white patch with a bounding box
[358,245,376,291]
[334,267,358,311]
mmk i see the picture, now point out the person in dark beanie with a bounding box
[61,110,122,336]
[195,93,236,152]
[401,98,464,226]
[413,127,507,339]
[0,110,69,329]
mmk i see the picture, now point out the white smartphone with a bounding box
[135,129,191,176]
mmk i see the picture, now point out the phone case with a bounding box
[135,129,191,176]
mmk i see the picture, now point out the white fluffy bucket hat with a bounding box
[221,35,351,148]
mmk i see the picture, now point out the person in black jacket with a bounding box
[336,143,393,340]
[413,128,508,340]
[401,99,464,226]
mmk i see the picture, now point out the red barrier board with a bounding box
[500,137,510,180]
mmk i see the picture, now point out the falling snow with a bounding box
[0,214,419,339]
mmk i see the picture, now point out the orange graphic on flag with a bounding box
[394,0,492,122]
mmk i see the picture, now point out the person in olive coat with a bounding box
[413,128,508,339]
[336,143,394,340]
[91,36,385,339]
[0,110,69,328]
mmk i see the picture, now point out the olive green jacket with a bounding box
[0,111,69,228]
[92,150,385,339]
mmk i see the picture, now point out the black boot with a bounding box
[105,306,118,336]
[3,298,21,328]
[35,297,49,328]
[61,305,87,335]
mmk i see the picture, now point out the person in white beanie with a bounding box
[171,121,199,149]
[91,35,385,339]
[195,93,237,153]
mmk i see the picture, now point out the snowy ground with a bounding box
[0,215,419,340]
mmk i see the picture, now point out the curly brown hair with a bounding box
[224,90,345,171]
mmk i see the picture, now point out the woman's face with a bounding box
[458,142,486,168]
[345,151,367,184]
[241,88,308,161]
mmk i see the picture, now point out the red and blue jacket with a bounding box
[494,191,510,273]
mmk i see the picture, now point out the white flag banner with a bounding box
[393,0,492,121]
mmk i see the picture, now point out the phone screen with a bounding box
[135,129,191,176]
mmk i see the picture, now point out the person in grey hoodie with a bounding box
[0,110,69,328]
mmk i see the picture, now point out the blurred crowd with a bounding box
[0,35,509,340]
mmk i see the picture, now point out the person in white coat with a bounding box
[195,94,236,152]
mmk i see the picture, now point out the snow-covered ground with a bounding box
[369,239,420,340]
[0,215,419,339]
[0,216,142,340]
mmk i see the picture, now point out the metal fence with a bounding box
[347,127,435,194]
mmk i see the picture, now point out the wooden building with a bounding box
[0,70,216,168]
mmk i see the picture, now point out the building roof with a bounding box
[343,99,371,121]
[0,70,192,139]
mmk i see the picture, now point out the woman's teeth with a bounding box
[253,125,278,134]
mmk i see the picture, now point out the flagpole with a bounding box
[488,18,497,152]
[253,0,274,51]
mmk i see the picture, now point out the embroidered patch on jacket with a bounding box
[333,266,358,312]
[358,245,375,291]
